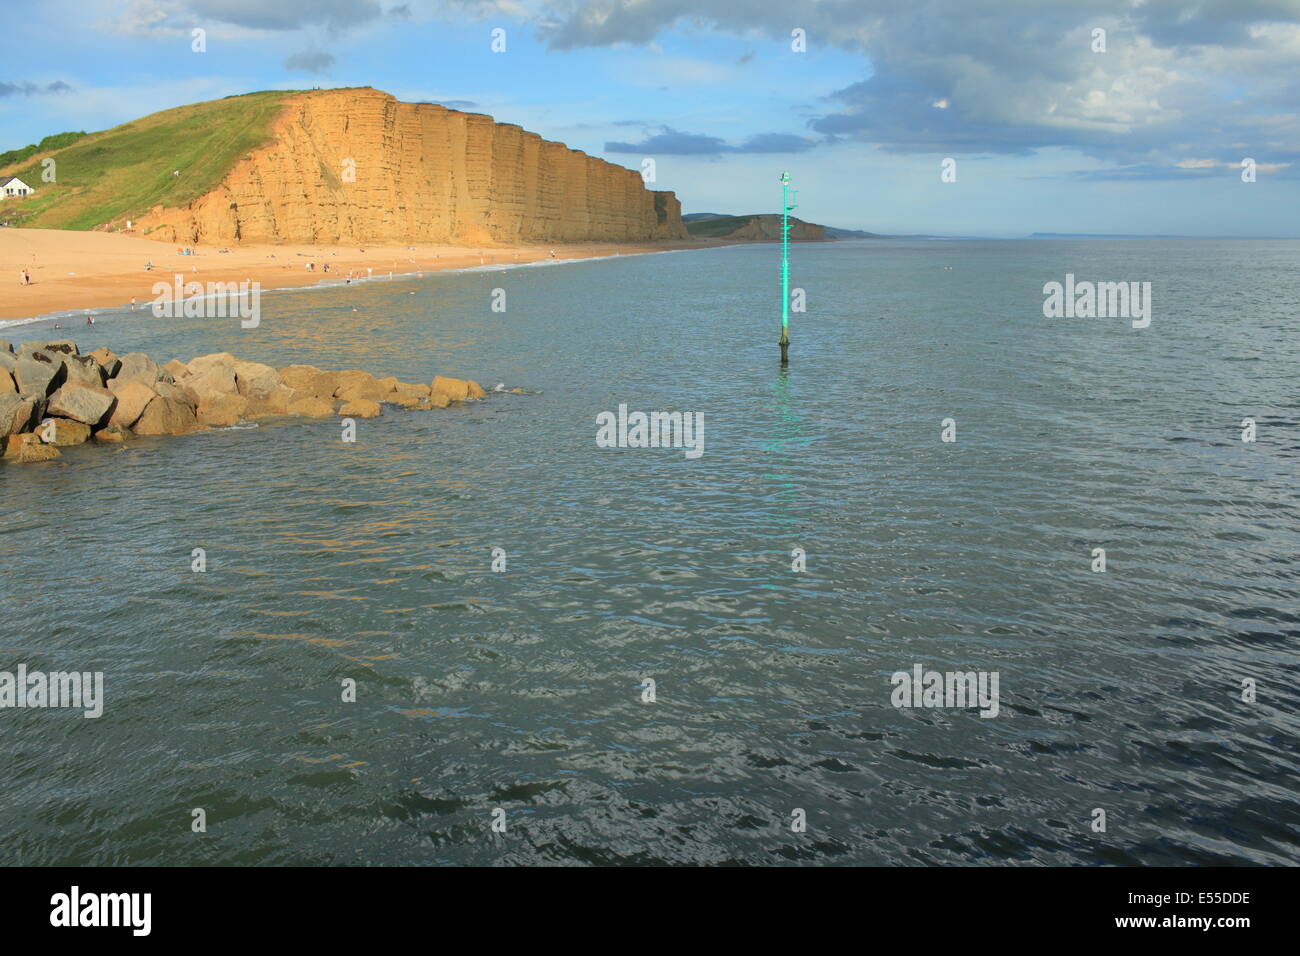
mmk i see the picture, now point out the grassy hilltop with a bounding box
[0,91,293,231]
[684,212,829,240]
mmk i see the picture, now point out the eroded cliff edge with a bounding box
[138,88,687,246]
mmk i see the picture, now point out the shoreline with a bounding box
[0,229,737,326]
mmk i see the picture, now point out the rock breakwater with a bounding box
[0,338,485,464]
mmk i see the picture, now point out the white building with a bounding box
[1,177,34,199]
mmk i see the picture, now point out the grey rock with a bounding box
[132,395,198,435]
[115,352,161,386]
[61,354,105,388]
[46,384,116,426]
[0,394,39,436]
[85,347,121,378]
[13,352,65,397]
[18,339,77,358]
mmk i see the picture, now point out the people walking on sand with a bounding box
[21,268,30,285]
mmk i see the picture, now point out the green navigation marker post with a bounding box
[779,171,798,366]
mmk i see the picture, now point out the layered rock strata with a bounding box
[138,88,687,245]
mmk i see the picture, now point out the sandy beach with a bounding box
[0,228,720,323]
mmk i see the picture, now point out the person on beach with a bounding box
[145,261,153,271]
[86,314,94,325]
[21,269,30,285]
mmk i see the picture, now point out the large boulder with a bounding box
[0,369,15,395]
[163,359,189,380]
[87,347,122,378]
[93,426,129,444]
[106,381,157,429]
[0,339,12,354]
[186,352,237,375]
[153,380,196,409]
[465,380,487,400]
[278,364,324,392]
[430,375,482,403]
[244,384,299,418]
[39,417,91,446]
[61,354,105,388]
[178,362,237,402]
[115,352,163,386]
[20,339,77,358]
[0,351,16,373]
[47,384,116,427]
[390,381,430,402]
[0,394,39,436]
[231,360,282,400]
[132,395,199,436]
[2,433,61,463]
[286,395,335,418]
[297,371,340,399]
[333,370,386,402]
[13,352,65,397]
[338,399,382,419]
[196,392,249,427]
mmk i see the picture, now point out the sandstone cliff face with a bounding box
[139,89,687,245]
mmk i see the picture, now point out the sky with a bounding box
[2,0,1299,237]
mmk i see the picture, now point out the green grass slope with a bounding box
[686,215,757,237]
[0,131,88,169]
[0,90,296,231]
[685,213,830,239]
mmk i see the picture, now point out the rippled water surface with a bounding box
[2,240,1297,865]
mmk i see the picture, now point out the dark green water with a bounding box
[1,240,1297,865]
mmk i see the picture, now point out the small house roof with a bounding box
[1,176,31,187]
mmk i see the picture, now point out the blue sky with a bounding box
[2,0,1299,237]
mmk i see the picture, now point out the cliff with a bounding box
[135,88,687,245]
